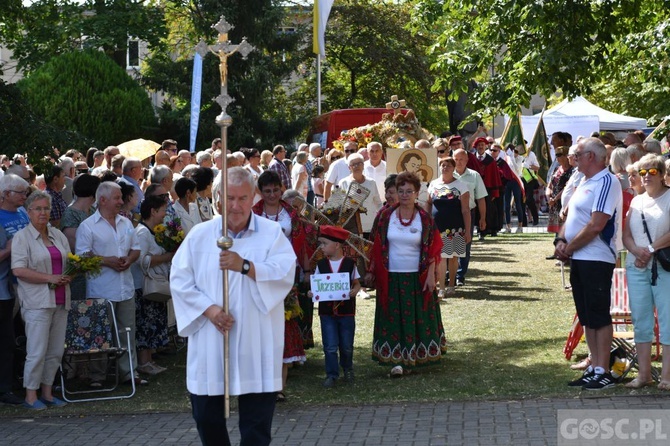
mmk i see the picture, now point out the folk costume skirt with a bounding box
[283,319,306,364]
[371,272,447,369]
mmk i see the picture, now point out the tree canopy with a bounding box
[0,0,167,73]
[413,0,670,123]
[140,0,311,150]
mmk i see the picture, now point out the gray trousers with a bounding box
[21,306,68,390]
[109,297,138,381]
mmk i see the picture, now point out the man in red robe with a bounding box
[467,137,503,238]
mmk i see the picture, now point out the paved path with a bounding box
[3,394,670,445]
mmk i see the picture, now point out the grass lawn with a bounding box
[0,233,661,416]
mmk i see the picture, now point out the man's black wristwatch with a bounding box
[553,237,568,247]
[241,259,251,275]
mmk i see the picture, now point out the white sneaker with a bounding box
[515,226,523,234]
[502,227,511,233]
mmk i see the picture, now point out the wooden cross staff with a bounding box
[385,94,406,114]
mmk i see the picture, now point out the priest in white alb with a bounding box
[170,167,296,446]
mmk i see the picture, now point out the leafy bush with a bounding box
[18,49,157,145]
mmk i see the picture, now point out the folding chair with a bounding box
[60,299,136,402]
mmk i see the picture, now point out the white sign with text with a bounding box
[310,272,350,302]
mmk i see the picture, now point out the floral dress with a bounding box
[134,223,169,351]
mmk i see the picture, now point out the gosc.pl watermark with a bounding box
[558,410,669,445]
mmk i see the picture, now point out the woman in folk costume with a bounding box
[366,172,446,377]
[252,170,314,402]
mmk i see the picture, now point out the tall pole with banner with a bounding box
[195,16,255,419]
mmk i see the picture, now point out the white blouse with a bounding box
[387,211,422,272]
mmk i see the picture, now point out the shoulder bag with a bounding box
[143,266,171,303]
[640,211,670,272]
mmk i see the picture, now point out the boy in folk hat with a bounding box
[310,225,361,388]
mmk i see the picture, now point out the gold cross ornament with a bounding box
[385,95,406,115]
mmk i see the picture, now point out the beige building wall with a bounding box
[1,45,24,84]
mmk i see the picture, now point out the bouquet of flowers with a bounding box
[284,285,303,321]
[153,216,185,252]
[50,252,103,289]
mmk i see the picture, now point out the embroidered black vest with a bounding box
[316,257,356,316]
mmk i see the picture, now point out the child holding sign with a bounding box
[310,225,361,388]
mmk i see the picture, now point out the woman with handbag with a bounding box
[133,195,174,375]
[622,154,670,389]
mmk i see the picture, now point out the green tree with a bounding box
[588,13,670,124]
[18,49,158,145]
[0,0,167,73]
[413,0,670,120]
[141,0,311,150]
[0,80,93,172]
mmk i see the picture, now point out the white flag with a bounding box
[313,0,335,58]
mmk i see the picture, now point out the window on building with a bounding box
[127,39,140,69]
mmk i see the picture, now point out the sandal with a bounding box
[657,381,670,391]
[570,357,591,370]
[624,377,655,389]
[276,391,286,402]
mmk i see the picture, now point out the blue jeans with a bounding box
[457,209,476,283]
[626,266,670,345]
[320,315,355,378]
[503,180,524,225]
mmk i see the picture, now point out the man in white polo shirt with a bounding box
[324,141,358,203]
[76,181,142,385]
[555,137,622,391]
[363,142,386,202]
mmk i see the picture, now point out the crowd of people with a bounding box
[0,127,668,444]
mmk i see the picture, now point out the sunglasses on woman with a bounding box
[331,156,342,161]
[639,168,659,176]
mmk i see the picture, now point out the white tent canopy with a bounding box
[538,96,647,131]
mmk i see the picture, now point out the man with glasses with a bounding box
[0,174,32,405]
[162,139,178,156]
[118,158,145,214]
[268,145,292,191]
[555,137,622,391]
[324,141,358,203]
[364,142,386,200]
[104,146,120,170]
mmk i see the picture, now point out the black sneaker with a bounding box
[583,373,617,391]
[0,391,24,405]
[568,370,595,387]
[343,370,355,383]
[322,377,337,388]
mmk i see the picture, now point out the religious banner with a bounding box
[529,113,551,183]
[385,148,438,182]
[311,272,351,302]
[500,109,527,154]
[189,52,203,153]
